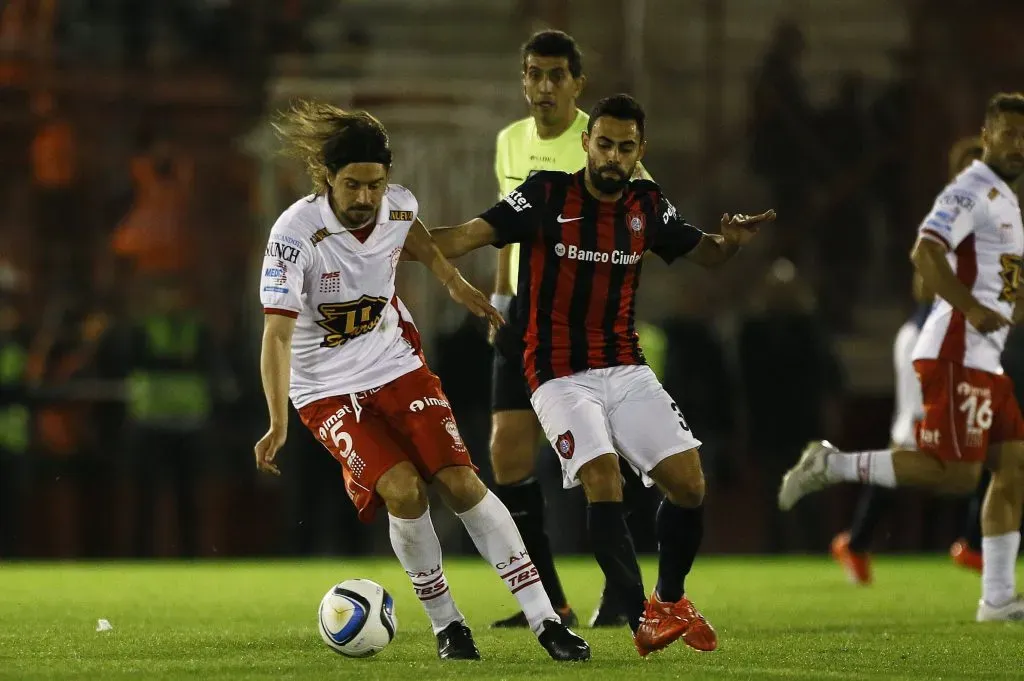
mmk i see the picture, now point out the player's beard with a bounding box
[588,159,631,195]
[340,205,376,230]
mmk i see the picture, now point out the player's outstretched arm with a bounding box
[427,218,501,260]
[686,210,775,268]
[255,313,296,476]
[912,237,1010,333]
[404,219,505,329]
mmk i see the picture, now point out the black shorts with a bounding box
[491,296,532,413]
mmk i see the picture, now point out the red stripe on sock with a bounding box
[510,577,542,595]
[500,561,534,580]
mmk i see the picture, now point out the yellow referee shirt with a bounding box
[494,109,590,294]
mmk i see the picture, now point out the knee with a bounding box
[378,470,429,518]
[664,470,706,508]
[435,466,487,510]
[578,454,623,502]
[490,423,536,485]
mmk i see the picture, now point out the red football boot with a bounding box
[950,538,983,573]
[633,592,717,657]
[831,531,872,585]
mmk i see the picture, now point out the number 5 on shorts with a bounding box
[670,402,690,432]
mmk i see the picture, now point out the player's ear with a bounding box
[581,130,589,153]
[574,74,587,99]
[637,140,647,163]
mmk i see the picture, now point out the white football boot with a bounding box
[777,440,837,511]
[977,595,1024,622]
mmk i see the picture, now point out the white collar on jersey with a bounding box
[316,193,389,234]
[968,160,1018,203]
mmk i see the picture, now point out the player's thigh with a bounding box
[914,359,991,463]
[297,395,406,523]
[606,365,702,483]
[529,373,615,490]
[378,365,478,479]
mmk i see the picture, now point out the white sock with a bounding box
[457,491,558,636]
[388,510,464,634]
[982,531,1020,607]
[825,450,896,487]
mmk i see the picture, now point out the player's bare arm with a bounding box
[427,218,500,260]
[911,237,1010,333]
[685,210,776,267]
[255,312,296,476]
[403,218,505,329]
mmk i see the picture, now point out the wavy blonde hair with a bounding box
[272,99,388,195]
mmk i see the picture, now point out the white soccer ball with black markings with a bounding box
[318,579,396,657]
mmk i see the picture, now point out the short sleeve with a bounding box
[259,225,310,318]
[918,187,982,251]
[478,173,548,248]
[650,193,704,264]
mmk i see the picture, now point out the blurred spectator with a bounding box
[29,90,86,295]
[0,285,31,557]
[660,306,737,488]
[111,131,196,284]
[748,21,819,264]
[111,279,220,558]
[738,259,844,552]
[0,0,57,58]
[24,286,115,557]
[816,73,871,332]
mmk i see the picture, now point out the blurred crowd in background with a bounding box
[2,0,1024,560]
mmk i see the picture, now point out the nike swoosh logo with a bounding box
[556,214,583,223]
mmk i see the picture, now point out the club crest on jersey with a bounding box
[315,295,389,348]
[628,212,646,237]
[555,431,575,459]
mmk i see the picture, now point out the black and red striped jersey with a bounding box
[480,169,704,392]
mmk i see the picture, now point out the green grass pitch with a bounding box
[1,556,1021,680]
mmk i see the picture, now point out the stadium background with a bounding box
[2,0,1023,561]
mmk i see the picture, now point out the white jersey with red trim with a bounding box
[259,186,423,408]
[913,160,1024,374]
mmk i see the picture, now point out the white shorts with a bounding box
[530,365,702,489]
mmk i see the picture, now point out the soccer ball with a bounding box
[318,579,397,657]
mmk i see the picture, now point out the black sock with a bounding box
[494,480,568,610]
[848,486,892,553]
[588,501,645,632]
[964,472,988,552]
[655,499,703,602]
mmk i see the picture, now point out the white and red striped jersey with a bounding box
[913,161,1024,374]
[259,186,423,408]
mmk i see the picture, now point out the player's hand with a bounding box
[254,427,286,476]
[447,273,506,330]
[966,302,1012,334]
[721,209,776,245]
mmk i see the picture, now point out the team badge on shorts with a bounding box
[555,431,575,459]
[442,417,466,452]
[628,212,645,237]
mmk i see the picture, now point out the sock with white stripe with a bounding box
[388,510,464,634]
[982,531,1020,607]
[457,490,558,636]
[825,450,897,487]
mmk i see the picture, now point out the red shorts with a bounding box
[913,359,1024,462]
[297,365,476,523]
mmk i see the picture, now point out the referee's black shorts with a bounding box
[490,295,533,413]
